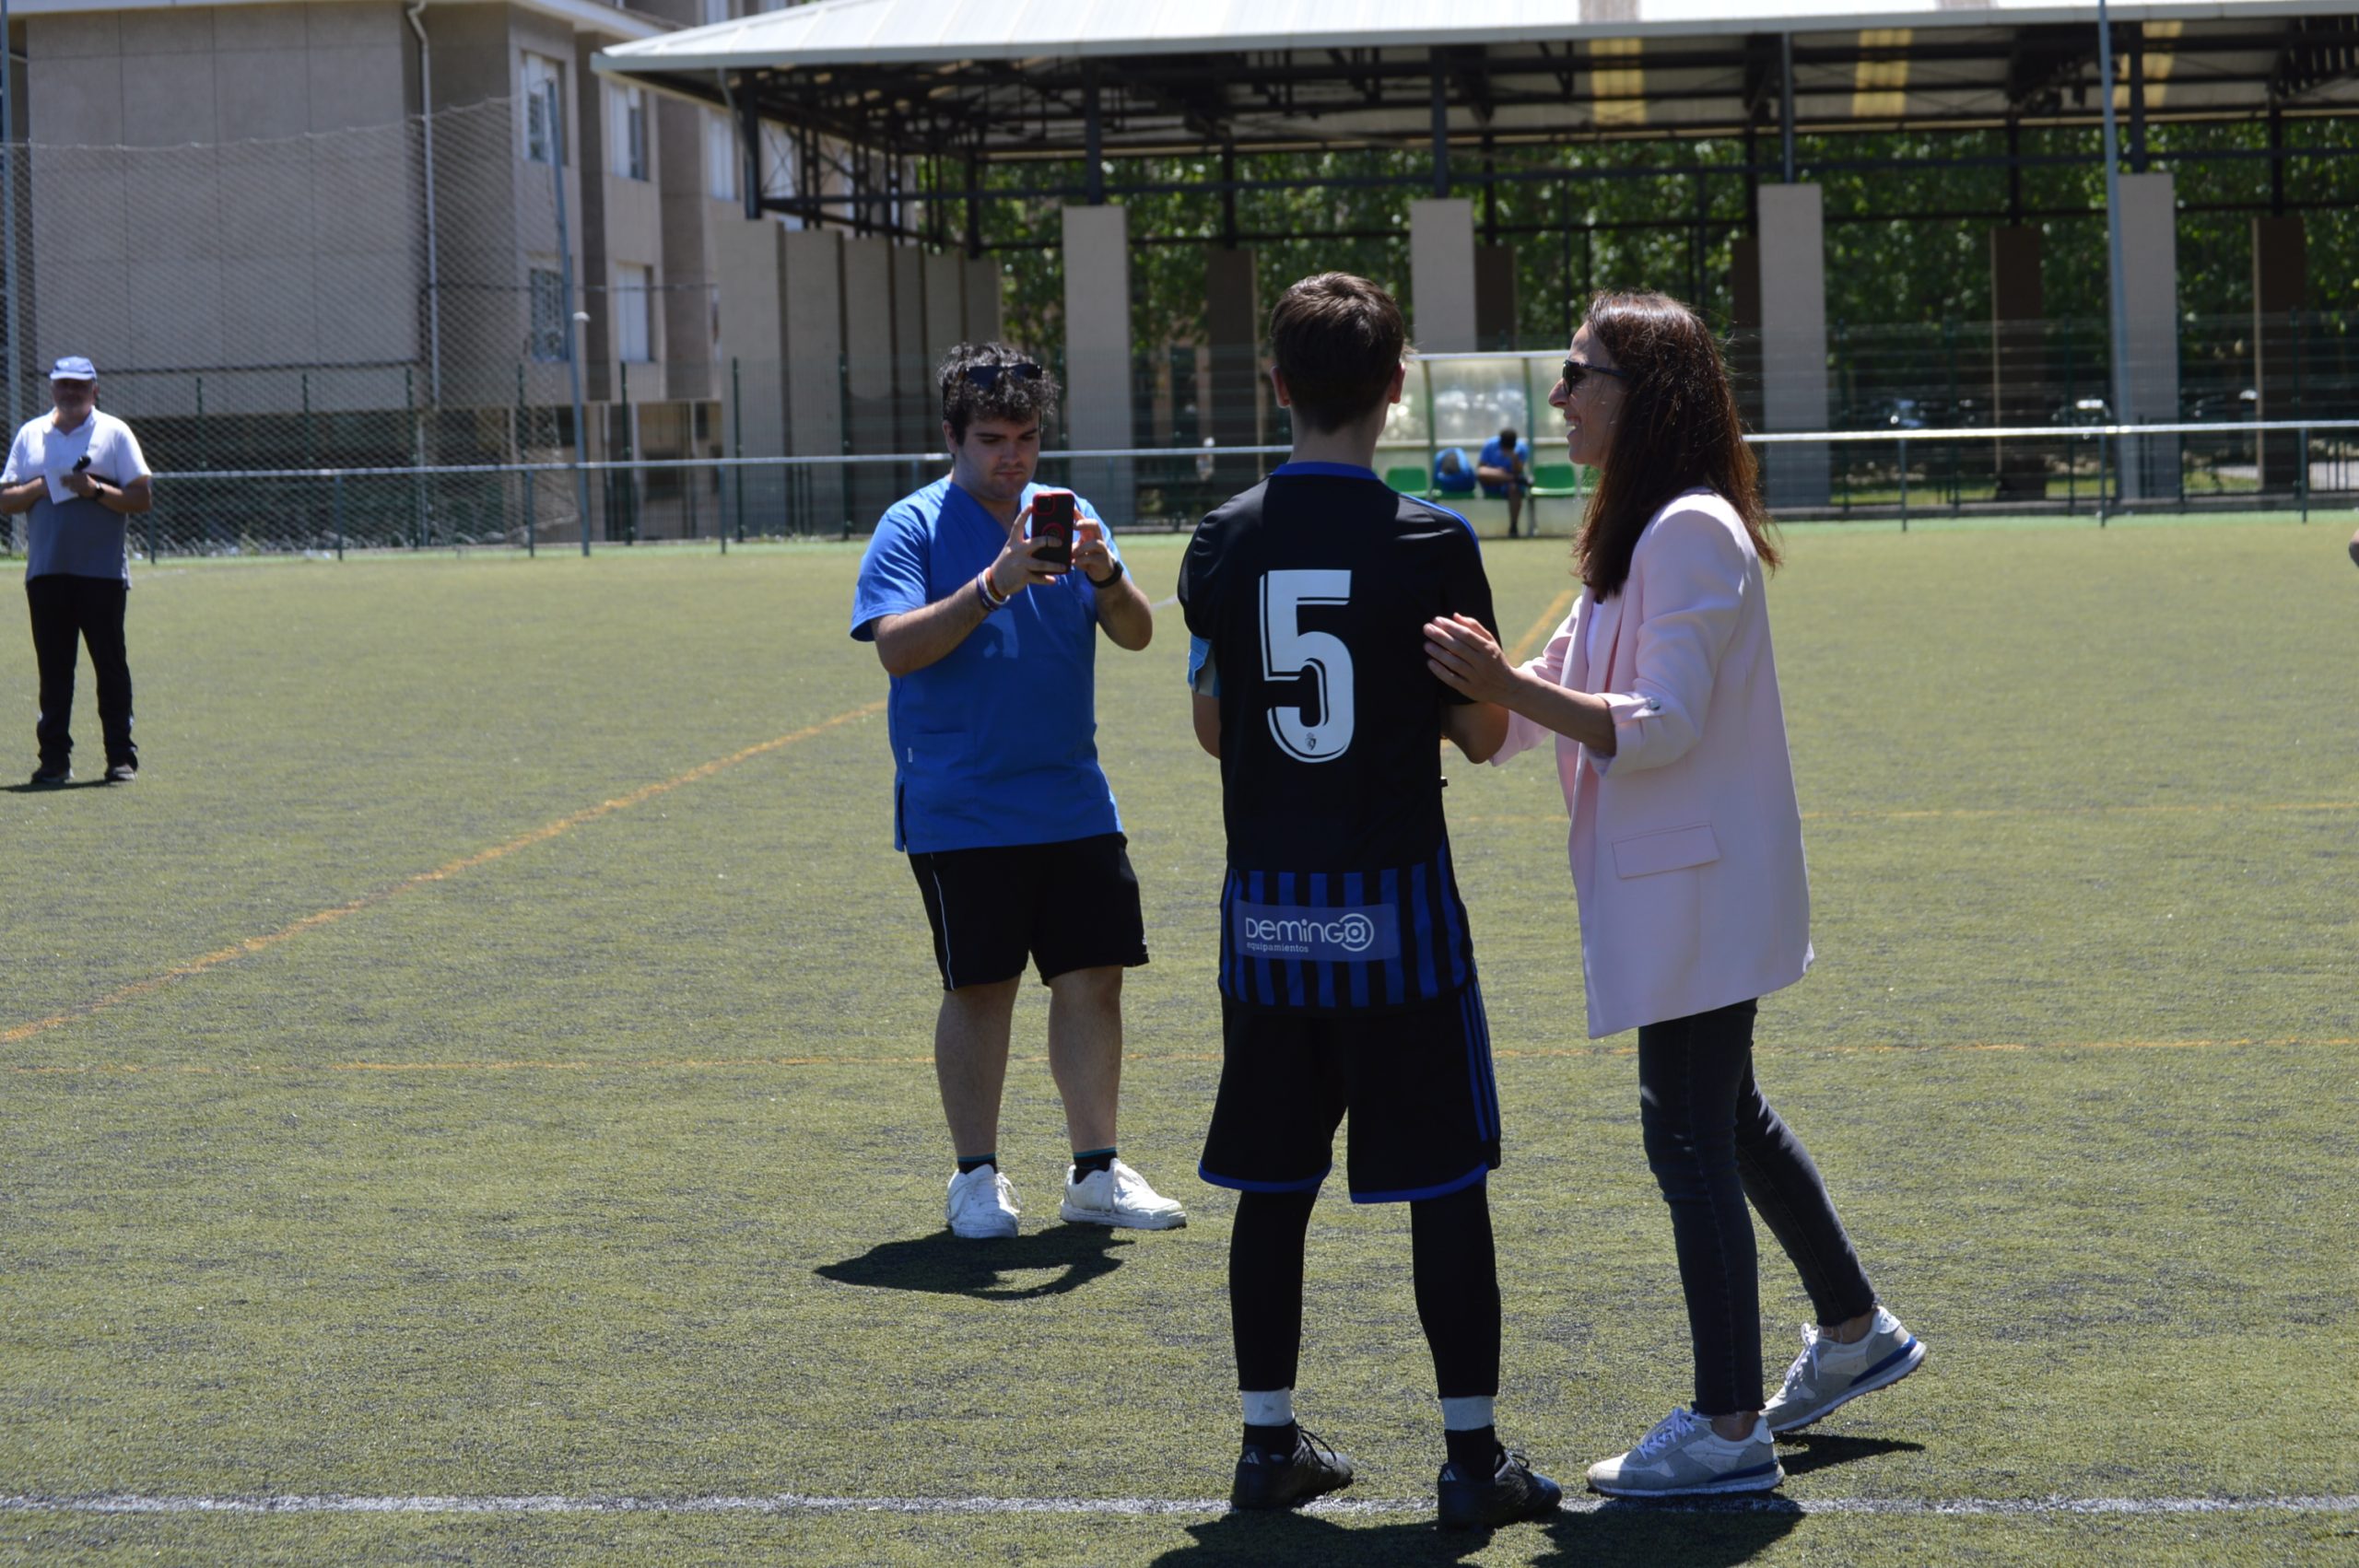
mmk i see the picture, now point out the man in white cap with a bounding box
[0,357,154,785]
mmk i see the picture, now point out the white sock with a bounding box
[1439,1395,1495,1431]
[1241,1389,1294,1427]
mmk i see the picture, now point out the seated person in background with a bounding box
[1432,445,1477,496]
[1476,427,1533,538]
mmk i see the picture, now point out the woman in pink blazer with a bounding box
[1425,292,1921,1499]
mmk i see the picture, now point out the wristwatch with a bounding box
[1086,557,1124,589]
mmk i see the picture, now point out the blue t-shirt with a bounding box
[1431,447,1476,494]
[850,476,1128,854]
[1477,437,1532,491]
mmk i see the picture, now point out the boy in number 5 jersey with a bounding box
[1177,275,1562,1531]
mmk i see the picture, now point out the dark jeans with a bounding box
[26,574,135,770]
[1637,999,1876,1416]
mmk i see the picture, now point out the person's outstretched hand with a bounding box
[1424,613,1518,705]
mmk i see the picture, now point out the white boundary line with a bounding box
[4,1492,2354,1520]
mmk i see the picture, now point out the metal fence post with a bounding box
[333,471,345,561]
[2299,424,2310,522]
[732,357,744,545]
[1897,435,1908,532]
[523,466,536,556]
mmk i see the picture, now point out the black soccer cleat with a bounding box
[1230,1427,1355,1511]
[103,763,137,784]
[1438,1446,1564,1531]
[28,764,70,787]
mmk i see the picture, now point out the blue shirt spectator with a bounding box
[1432,446,1477,495]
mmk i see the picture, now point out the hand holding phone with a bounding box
[1029,490,1075,568]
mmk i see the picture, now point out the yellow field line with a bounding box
[1505,588,1577,665]
[12,1035,2352,1077]
[0,699,887,1047]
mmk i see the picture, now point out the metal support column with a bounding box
[545,79,593,555]
[2096,0,2131,513]
[1779,33,1797,183]
[1430,54,1450,197]
[1084,64,1105,204]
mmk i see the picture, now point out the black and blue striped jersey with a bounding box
[1179,461,1499,1014]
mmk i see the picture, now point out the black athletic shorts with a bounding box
[1199,979,1502,1204]
[908,832,1149,989]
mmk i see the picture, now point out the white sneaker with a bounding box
[1764,1305,1925,1433]
[1059,1158,1187,1230]
[945,1164,1020,1239]
[1584,1408,1784,1498]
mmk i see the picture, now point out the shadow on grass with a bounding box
[1146,1502,1803,1567]
[2,779,111,792]
[815,1225,1132,1301]
[1776,1432,1925,1479]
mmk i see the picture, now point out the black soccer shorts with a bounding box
[908,832,1149,989]
[1199,979,1502,1204]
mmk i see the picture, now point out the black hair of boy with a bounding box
[1267,274,1407,433]
[937,342,1062,441]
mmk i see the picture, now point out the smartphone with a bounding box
[1031,490,1075,568]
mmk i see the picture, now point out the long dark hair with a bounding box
[1574,291,1779,599]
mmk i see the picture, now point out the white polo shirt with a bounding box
[4,408,151,582]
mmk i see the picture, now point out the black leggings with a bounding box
[1229,1181,1499,1399]
[1637,999,1877,1415]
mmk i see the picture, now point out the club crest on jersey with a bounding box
[1232,900,1401,963]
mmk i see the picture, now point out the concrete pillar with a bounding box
[1729,235,1763,436]
[2116,171,2179,500]
[923,250,966,366]
[1062,205,1133,518]
[1990,226,2045,499]
[889,243,929,451]
[1205,245,1262,488]
[1473,243,1518,351]
[1757,184,1829,509]
[781,228,847,533]
[2253,215,2307,490]
[1409,199,1477,353]
[839,234,900,524]
[714,218,787,535]
[963,255,1003,345]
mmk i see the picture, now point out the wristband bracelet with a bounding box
[1085,557,1124,589]
[974,568,1009,611]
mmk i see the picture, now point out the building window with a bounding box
[528,266,568,361]
[700,0,729,22]
[706,109,736,202]
[608,84,648,181]
[616,264,653,364]
[522,54,564,165]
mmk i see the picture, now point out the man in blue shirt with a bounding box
[1475,427,1532,538]
[1431,446,1476,496]
[850,342,1185,1241]
[0,357,155,786]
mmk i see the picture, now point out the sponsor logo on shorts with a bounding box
[1232,901,1400,963]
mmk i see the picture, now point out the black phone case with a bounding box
[1033,495,1074,566]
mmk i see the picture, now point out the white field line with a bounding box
[3,1492,2354,1520]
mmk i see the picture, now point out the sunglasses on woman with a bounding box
[1560,358,1632,391]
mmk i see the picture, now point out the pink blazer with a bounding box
[1492,488,1812,1038]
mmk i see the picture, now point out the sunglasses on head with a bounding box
[1560,358,1632,391]
[948,361,1044,395]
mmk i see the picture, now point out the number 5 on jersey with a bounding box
[1260,569,1354,762]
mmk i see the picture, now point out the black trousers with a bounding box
[26,573,135,770]
[1637,999,1877,1416]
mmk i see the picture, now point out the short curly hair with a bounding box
[937,342,1061,442]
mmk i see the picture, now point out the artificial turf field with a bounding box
[1,516,2353,1567]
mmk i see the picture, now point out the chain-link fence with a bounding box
[0,95,2349,556]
